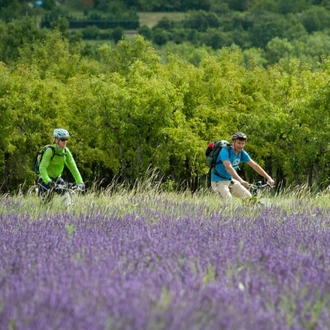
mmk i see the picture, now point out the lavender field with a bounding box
[1,190,330,330]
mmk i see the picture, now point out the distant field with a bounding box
[36,8,186,33]
[66,12,187,28]
[138,12,186,28]
[57,3,186,28]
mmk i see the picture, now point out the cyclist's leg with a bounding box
[230,179,252,199]
[211,180,233,201]
[37,177,54,203]
[63,191,72,206]
[54,177,66,196]
[55,177,72,206]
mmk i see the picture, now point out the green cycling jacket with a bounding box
[39,144,83,185]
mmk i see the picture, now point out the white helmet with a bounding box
[53,128,70,139]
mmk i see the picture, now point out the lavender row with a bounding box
[1,200,330,329]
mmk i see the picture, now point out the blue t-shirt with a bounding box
[211,146,251,181]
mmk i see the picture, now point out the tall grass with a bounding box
[2,171,330,218]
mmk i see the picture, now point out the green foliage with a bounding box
[138,4,330,68]
[182,11,220,32]
[250,0,279,12]
[277,0,309,14]
[2,32,330,193]
[266,37,293,64]
[159,42,215,66]
[152,28,169,46]
[4,0,330,72]
[229,0,251,11]
[42,0,56,11]
[249,12,289,48]
[65,223,75,236]
[300,5,330,33]
[112,26,124,43]
[138,25,152,40]
[82,25,100,39]
[0,0,20,20]
[0,18,45,63]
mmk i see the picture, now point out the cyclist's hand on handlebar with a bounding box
[240,180,249,187]
[48,180,56,189]
[77,183,85,191]
[267,178,275,186]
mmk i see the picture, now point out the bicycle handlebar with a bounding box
[55,183,85,192]
[248,181,274,195]
[248,182,273,190]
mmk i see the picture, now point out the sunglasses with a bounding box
[60,138,68,142]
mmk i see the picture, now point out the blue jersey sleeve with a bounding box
[241,150,251,162]
[219,147,230,162]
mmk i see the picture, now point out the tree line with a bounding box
[2,0,330,71]
[1,31,330,193]
[140,5,330,69]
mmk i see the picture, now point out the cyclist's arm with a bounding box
[65,148,83,184]
[39,148,53,184]
[222,160,249,187]
[247,160,275,185]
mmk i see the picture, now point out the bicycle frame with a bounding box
[54,183,84,206]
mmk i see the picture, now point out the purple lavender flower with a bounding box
[1,199,330,329]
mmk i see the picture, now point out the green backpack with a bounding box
[205,140,231,182]
[205,140,231,169]
[33,145,66,174]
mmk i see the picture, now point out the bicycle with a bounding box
[247,181,274,206]
[37,179,85,207]
[248,181,273,196]
[53,182,85,206]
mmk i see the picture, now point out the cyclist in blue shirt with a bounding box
[211,132,274,201]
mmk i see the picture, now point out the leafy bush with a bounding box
[300,6,330,33]
[152,28,169,46]
[138,25,152,40]
[82,25,100,39]
[112,26,124,43]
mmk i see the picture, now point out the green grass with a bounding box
[5,170,330,218]
[5,189,330,221]
[138,12,186,28]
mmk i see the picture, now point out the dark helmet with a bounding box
[232,132,247,140]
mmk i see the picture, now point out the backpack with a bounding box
[205,140,231,182]
[33,145,65,174]
[205,140,231,169]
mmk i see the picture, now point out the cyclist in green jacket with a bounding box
[37,128,85,201]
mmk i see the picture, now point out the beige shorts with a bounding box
[211,178,252,201]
